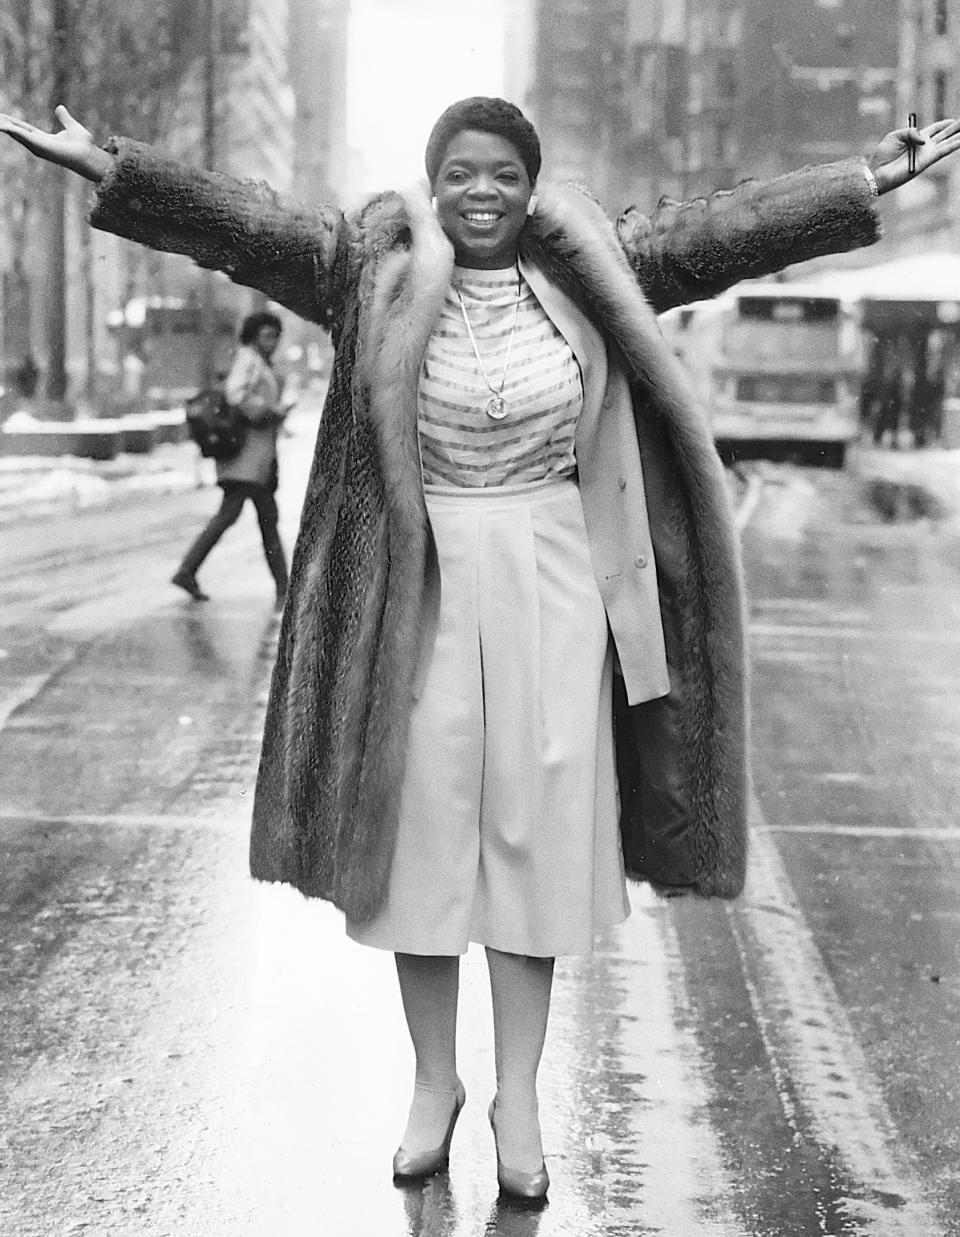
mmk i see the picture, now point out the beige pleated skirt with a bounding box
[346,478,630,957]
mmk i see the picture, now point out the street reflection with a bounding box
[397,1175,458,1236]
[180,610,229,677]
[396,1174,548,1237]
[483,1194,548,1234]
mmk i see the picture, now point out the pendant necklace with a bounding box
[455,268,522,420]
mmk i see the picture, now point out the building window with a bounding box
[665,46,687,137]
[717,60,736,100]
[715,120,730,162]
[687,130,702,171]
[722,9,743,44]
[220,0,251,54]
[936,0,948,36]
[936,69,948,118]
[688,67,703,113]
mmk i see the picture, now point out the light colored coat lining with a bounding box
[216,344,282,487]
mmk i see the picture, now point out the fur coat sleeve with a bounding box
[89,138,345,329]
[615,158,882,312]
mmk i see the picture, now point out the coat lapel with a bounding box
[518,257,608,456]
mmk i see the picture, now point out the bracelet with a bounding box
[862,162,880,197]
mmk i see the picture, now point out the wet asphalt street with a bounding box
[1,420,958,1236]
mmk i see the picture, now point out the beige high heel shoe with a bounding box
[392,1080,466,1180]
[488,1097,550,1201]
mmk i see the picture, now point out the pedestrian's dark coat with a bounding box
[90,143,881,921]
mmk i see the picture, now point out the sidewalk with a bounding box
[0,402,322,526]
[0,438,202,525]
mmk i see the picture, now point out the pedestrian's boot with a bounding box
[171,570,210,602]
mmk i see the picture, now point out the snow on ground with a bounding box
[0,442,204,524]
[851,441,960,522]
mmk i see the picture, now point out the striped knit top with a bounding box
[418,265,583,487]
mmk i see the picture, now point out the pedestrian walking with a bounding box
[908,334,944,447]
[871,336,907,445]
[172,310,290,607]
[3,95,959,1202]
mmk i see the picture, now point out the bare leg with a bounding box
[394,953,462,1155]
[486,947,555,1171]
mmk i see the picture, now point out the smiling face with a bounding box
[432,129,535,269]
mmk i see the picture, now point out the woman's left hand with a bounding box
[868,118,960,193]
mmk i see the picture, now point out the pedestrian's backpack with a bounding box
[185,387,248,460]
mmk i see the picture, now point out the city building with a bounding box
[895,0,959,246]
[523,0,901,217]
[288,0,350,206]
[0,0,356,408]
[738,0,898,179]
[139,0,297,303]
[503,0,537,116]
[83,0,299,403]
[523,0,626,205]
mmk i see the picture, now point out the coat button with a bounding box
[634,554,647,569]
[617,476,627,491]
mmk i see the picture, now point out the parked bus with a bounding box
[661,282,864,467]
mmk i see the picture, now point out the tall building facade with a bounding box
[894,0,959,246]
[144,0,296,299]
[524,0,626,201]
[503,0,537,115]
[523,0,900,216]
[738,0,897,178]
[288,0,350,206]
[92,0,298,399]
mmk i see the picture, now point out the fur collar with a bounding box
[356,181,713,496]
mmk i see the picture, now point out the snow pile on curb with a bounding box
[0,446,202,523]
[850,443,960,522]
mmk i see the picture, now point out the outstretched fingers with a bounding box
[0,114,50,156]
[926,134,960,165]
[0,113,42,137]
[918,119,960,170]
[923,117,960,140]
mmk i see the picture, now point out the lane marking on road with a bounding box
[0,652,77,731]
[750,621,960,643]
[631,898,743,1234]
[754,597,870,619]
[730,816,943,1235]
[733,469,765,534]
[545,889,741,1234]
[0,673,57,730]
[759,822,960,840]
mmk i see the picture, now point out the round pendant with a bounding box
[486,394,509,420]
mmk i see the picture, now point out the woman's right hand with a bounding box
[0,105,113,182]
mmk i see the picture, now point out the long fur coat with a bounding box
[91,144,881,921]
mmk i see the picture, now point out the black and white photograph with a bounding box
[2,1,960,1233]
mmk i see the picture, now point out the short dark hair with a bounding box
[424,96,541,187]
[239,310,282,345]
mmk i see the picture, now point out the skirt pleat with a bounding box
[346,479,630,957]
